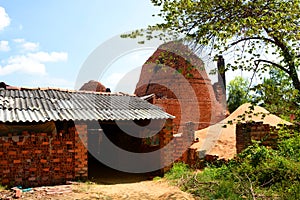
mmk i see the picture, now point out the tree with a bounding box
[227,76,251,113]
[252,68,299,120]
[133,0,300,92]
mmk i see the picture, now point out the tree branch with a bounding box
[229,36,276,47]
[254,59,289,74]
[260,178,274,187]
[246,174,256,200]
[247,63,260,98]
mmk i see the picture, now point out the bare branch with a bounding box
[246,174,256,200]
[260,178,274,187]
[246,64,260,98]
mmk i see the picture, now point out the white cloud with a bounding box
[0,51,68,76]
[0,40,10,51]
[28,52,68,62]
[13,38,39,51]
[0,7,10,31]
[13,38,25,43]
[1,37,68,76]
[22,42,39,51]
[0,55,46,76]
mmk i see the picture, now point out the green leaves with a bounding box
[227,76,252,113]
[252,67,300,121]
[137,0,300,91]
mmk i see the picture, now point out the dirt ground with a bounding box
[0,179,194,200]
[0,160,194,200]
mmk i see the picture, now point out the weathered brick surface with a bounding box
[236,122,279,154]
[135,42,226,133]
[0,124,88,187]
[160,121,195,173]
[74,124,88,180]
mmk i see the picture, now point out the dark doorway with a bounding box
[88,153,151,184]
[87,120,161,184]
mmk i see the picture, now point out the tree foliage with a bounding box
[253,68,299,120]
[131,0,300,92]
[227,76,251,113]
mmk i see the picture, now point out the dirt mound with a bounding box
[190,103,292,160]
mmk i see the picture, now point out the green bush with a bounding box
[278,128,300,162]
[0,184,6,191]
[183,167,244,199]
[283,182,300,200]
[165,127,300,199]
[164,162,192,181]
[231,137,300,198]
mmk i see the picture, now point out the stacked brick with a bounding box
[159,119,174,173]
[155,99,181,131]
[236,122,279,154]
[74,125,88,180]
[160,121,195,173]
[172,122,195,163]
[0,124,88,187]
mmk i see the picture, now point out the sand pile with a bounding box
[190,103,292,160]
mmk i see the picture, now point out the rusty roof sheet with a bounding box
[0,88,174,123]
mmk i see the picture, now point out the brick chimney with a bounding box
[217,55,226,90]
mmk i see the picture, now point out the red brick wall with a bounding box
[160,121,195,173]
[154,98,223,132]
[172,122,195,164]
[0,123,88,187]
[73,124,88,180]
[236,122,279,154]
[155,99,181,131]
[160,119,174,173]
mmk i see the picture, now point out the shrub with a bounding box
[164,162,192,181]
[0,185,6,191]
[165,127,300,199]
[278,128,300,162]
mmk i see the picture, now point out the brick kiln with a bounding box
[135,41,226,132]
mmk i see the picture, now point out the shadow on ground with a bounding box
[88,154,160,185]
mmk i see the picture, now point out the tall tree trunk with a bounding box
[289,65,300,93]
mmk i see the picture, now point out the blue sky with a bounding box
[0,0,163,91]
[1,1,270,94]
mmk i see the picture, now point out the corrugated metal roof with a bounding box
[0,88,174,123]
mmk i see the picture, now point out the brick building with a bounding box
[0,87,177,187]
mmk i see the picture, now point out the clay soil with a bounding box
[0,180,194,200]
[0,161,194,200]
